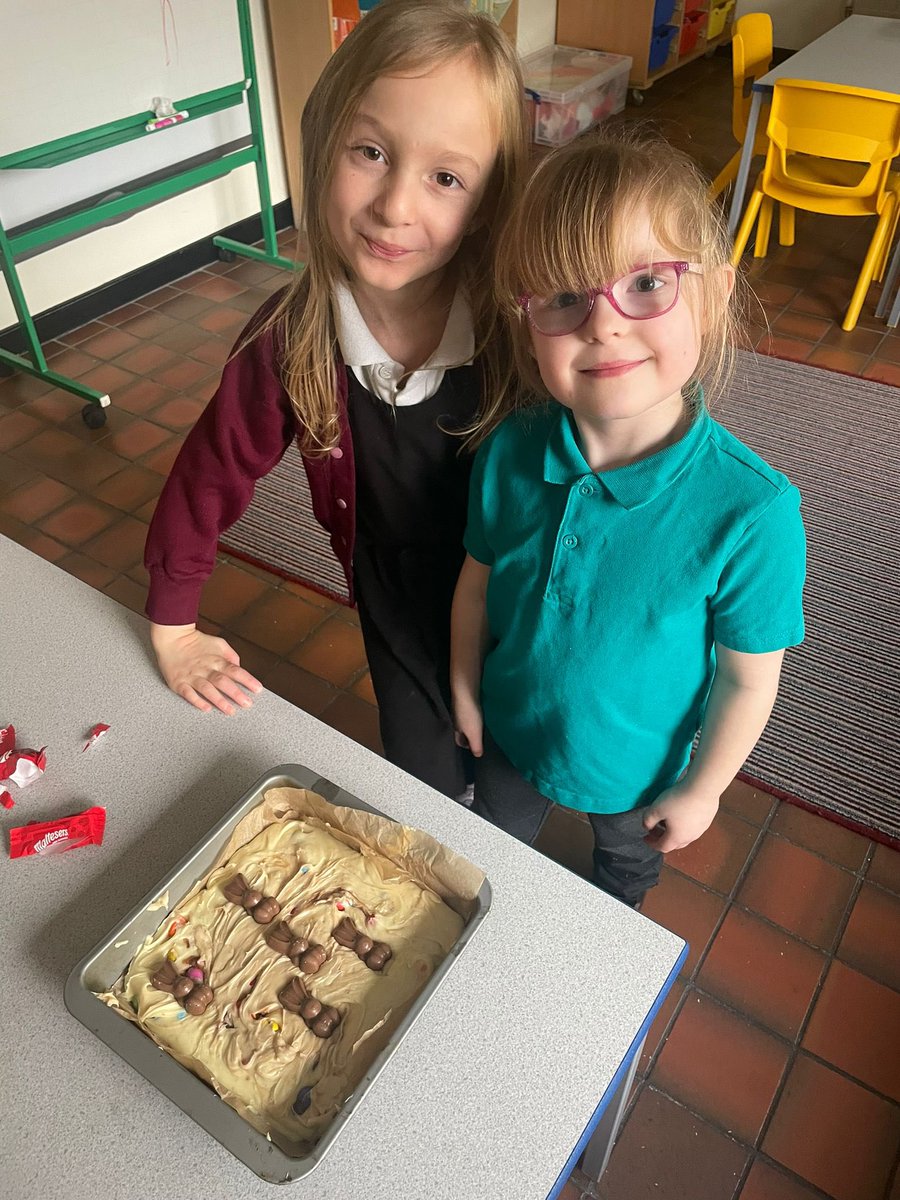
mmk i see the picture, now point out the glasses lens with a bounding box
[611,264,682,319]
[527,290,592,336]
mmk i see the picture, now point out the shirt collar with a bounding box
[543,398,711,509]
[332,280,474,370]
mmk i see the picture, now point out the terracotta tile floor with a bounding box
[1,51,898,1200]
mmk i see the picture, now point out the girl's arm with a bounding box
[450,554,492,757]
[144,299,293,713]
[642,644,785,852]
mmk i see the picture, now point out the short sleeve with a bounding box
[712,485,806,652]
[463,439,495,566]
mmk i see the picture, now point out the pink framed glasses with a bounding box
[518,261,702,336]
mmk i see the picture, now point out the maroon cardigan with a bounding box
[144,312,357,624]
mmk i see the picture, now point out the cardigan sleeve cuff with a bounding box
[145,572,206,627]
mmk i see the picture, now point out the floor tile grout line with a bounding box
[740,1152,851,1200]
[741,855,881,1163]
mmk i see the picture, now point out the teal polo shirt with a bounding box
[465,402,806,814]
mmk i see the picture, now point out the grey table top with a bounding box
[756,15,900,94]
[0,535,685,1200]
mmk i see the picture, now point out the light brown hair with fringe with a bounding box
[249,0,528,456]
[481,126,742,441]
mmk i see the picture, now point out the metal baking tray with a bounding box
[64,763,492,1184]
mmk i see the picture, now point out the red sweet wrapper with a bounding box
[82,723,110,752]
[0,724,47,787]
[9,806,106,859]
[0,791,14,810]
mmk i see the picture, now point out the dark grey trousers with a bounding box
[472,732,663,908]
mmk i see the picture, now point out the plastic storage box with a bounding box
[679,10,707,56]
[524,44,632,147]
[707,0,735,39]
[653,0,676,25]
[648,24,679,73]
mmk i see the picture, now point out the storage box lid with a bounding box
[523,44,632,104]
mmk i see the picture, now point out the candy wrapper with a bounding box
[9,806,106,859]
[0,724,47,788]
[82,723,110,752]
[1,791,14,810]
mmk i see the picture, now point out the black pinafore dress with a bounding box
[347,365,479,798]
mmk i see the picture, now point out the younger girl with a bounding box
[451,129,806,906]
[144,0,527,799]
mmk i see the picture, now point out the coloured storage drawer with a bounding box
[707,0,735,39]
[648,24,678,73]
[679,11,707,56]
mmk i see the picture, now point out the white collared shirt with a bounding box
[332,281,474,407]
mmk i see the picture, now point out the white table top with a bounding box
[755,15,900,94]
[0,536,685,1200]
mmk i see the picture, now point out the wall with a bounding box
[516,0,557,55]
[734,0,847,48]
[0,0,288,327]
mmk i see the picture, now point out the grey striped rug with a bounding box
[220,442,350,603]
[220,350,900,845]
[719,351,899,846]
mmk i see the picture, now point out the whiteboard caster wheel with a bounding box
[82,404,107,429]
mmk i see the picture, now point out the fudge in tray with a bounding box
[99,786,481,1148]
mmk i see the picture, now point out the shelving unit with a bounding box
[556,0,736,99]
[265,0,520,229]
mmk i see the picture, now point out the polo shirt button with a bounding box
[336,498,347,509]
[378,365,392,380]
[562,534,578,549]
[579,483,593,496]
[330,447,344,459]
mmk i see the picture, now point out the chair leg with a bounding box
[731,189,764,265]
[778,204,795,247]
[708,151,740,201]
[755,197,774,259]
[843,204,894,332]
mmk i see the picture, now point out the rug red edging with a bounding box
[217,540,352,608]
[738,768,900,853]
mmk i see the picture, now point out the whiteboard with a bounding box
[0,0,253,227]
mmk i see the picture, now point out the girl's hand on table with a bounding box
[642,782,720,853]
[150,623,263,715]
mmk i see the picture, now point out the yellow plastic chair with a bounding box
[731,78,900,331]
[708,13,775,201]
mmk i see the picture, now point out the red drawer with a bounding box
[680,11,707,56]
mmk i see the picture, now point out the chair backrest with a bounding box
[764,79,900,204]
[731,12,773,142]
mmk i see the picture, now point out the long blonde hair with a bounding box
[255,0,528,455]
[482,126,742,440]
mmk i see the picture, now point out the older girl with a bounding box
[145,0,527,799]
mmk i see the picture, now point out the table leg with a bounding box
[727,90,763,238]
[581,1033,646,1181]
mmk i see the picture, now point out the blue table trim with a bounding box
[545,936,690,1199]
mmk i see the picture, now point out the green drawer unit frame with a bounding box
[0,0,296,427]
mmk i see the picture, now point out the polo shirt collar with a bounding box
[543,400,711,509]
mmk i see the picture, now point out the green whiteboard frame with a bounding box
[0,0,296,420]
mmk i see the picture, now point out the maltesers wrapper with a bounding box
[9,806,106,859]
[0,724,47,788]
